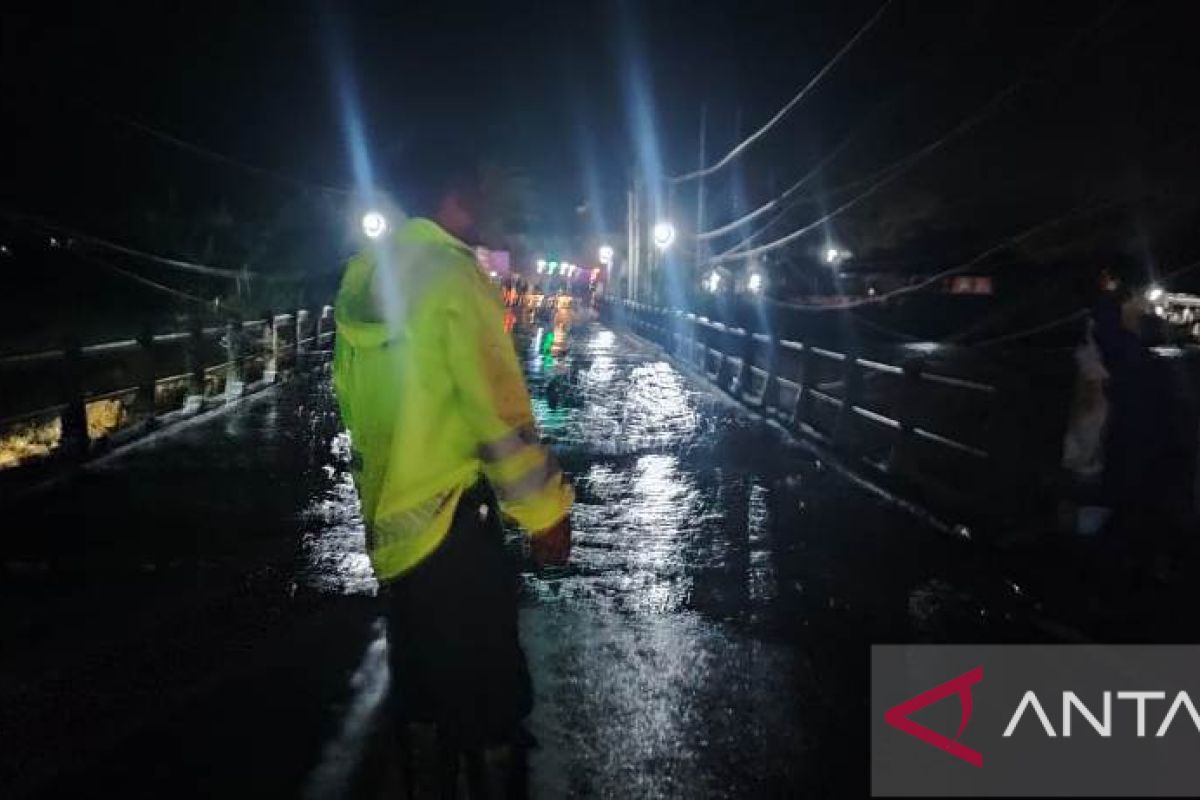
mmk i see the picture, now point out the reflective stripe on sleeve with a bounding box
[479,424,538,462]
[496,453,563,502]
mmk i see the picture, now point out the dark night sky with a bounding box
[2,1,1199,283]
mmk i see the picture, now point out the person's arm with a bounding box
[444,267,573,555]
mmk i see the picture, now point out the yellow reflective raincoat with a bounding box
[333,218,573,582]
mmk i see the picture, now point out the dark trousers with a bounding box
[384,480,532,748]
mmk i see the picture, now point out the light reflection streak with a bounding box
[302,620,389,800]
[296,430,377,596]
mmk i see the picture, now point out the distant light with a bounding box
[548,261,559,274]
[489,270,498,278]
[1147,285,1165,303]
[0,245,9,256]
[49,236,61,248]
[361,211,388,239]
[653,221,676,250]
[537,258,547,271]
[747,272,764,293]
[592,268,601,279]
[705,271,721,294]
[598,244,614,265]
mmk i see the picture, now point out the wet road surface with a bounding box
[2,316,1051,798]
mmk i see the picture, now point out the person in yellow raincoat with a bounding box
[333,146,572,758]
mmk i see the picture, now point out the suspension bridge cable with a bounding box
[694,127,860,241]
[1,211,297,282]
[94,104,352,197]
[695,82,916,242]
[708,1,1125,267]
[668,0,895,184]
[73,251,211,305]
[0,77,352,198]
[714,159,908,258]
[0,77,356,199]
[971,308,1089,347]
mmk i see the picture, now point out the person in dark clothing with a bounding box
[1089,271,1185,580]
[384,481,533,747]
[1091,278,1171,505]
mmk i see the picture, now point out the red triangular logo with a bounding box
[884,666,983,767]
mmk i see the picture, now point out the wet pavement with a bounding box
[2,313,1059,798]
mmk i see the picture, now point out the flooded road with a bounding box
[1,315,1048,798]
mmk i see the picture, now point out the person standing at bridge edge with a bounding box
[331,145,573,774]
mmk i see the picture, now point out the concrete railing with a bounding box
[0,306,335,477]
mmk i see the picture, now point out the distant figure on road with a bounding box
[1088,267,1188,562]
[1090,272,1163,503]
[332,145,573,779]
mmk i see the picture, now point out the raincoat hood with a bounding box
[334,217,475,350]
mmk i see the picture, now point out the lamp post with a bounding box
[649,222,675,305]
[361,211,388,239]
[652,222,676,251]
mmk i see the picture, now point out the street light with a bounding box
[823,245,851,266]
[362,210,388,239]
[747,272,764,293]
[705,270,721,294]
[652,221,676,250]
[598,244,614,266]
[1147,285,1165,303]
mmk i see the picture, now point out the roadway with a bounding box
[1,313,1047,798]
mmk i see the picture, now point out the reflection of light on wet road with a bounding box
[296,431,376,596]
[553,454,704,614]
[588,328,615,352]
[746,481,775,605]
[530,327,705,457]
[303,619,389,800]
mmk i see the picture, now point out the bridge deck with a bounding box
[3,320,1051,797]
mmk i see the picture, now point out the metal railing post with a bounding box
[295,308,308,359]
[224,317,245,400]
[762,335,780,413]
[889,356,924,477]
[184,316,206,413]
[134,323,157,427]
[733,312,753,398]
[833,348,863,453]
[58,335,88,460]
[263,310,278,384]
[794,343,814,430]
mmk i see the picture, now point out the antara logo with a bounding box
[884,666,1200,768]
[884,667,983,767]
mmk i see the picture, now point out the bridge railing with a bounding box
[0,306,334,475]
[605,298,1081,533]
